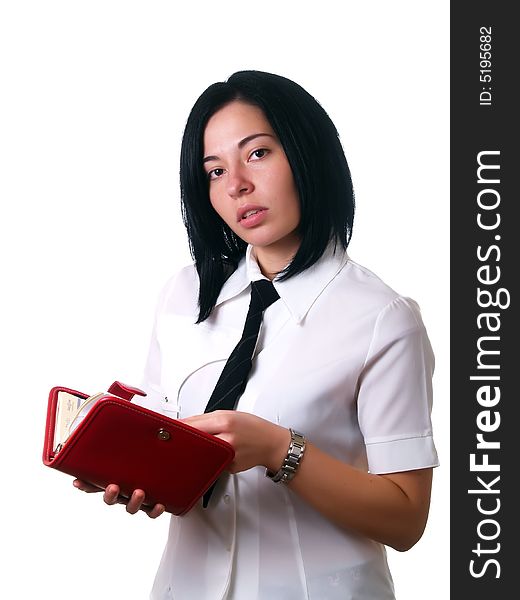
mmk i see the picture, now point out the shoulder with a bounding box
[155,263,199,320]
[339,258,426,333]
[342,258,399,300]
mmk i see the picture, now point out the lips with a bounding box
[237,204,268,222]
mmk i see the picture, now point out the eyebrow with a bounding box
[203,133,275,164]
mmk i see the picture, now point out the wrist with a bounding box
[265,428,307,484]
[264,425,291,472]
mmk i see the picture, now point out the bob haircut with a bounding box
[180,70,355,322]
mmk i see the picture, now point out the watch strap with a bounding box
[265,428,306,484]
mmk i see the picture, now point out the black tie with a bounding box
[202,279,280,507]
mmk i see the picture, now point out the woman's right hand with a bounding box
[73,479,166,519]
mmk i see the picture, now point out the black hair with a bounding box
[179,70,355,322]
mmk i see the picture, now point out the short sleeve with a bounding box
[357,296,439,474]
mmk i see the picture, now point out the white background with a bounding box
[0,1,449,598]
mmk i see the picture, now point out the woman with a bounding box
[75,70,439,599]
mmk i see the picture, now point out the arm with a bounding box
[182,410,433,552]
[288,440,432,552]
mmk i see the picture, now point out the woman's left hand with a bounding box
[181,411,290,474]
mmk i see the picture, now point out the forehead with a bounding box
[203,101,275,150]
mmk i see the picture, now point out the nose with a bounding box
[227,164,254,198]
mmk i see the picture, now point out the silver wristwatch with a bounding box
[265,428,306,484]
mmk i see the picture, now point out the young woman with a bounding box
[75,70,439,599]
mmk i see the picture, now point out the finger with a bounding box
[145,503,166,519]
[73,479,103,493]
[182,411,231,434]
[181,414,211,428]
[126,489,146,514]
[103,484,121,505]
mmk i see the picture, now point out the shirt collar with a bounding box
[215,243,350,324]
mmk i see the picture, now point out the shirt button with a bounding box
[223,494,231,504]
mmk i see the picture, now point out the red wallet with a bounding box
[42,381,234,515]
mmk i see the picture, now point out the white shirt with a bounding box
[139,244,439,600]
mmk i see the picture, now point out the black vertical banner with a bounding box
[451,2,517,597]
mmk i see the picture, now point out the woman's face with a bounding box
[203,101,301,264]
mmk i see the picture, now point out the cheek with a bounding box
[209,194,218,215]
[267,164,300,210]
[210,193,238,229]
[209,191,225,219]
[281,172,301,221]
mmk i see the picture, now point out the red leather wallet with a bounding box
[42,381,234,515]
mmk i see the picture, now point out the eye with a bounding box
[207,167,225,181]
[249,148,269,161]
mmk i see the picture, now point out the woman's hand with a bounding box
[72,480,166,519]
[181,411,290,474]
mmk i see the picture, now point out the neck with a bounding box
[253,237,301,280]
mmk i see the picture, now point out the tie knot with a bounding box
[250,279,280,313]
